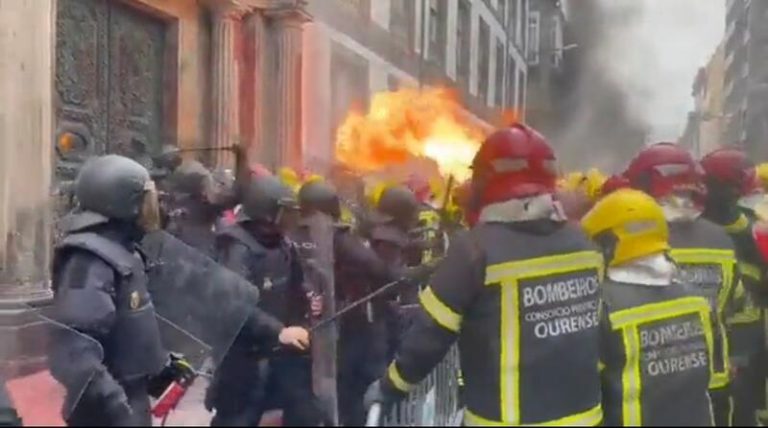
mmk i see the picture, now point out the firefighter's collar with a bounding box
[608,253,675,286]
[478,194,566,224]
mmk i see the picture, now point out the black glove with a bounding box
[405,259,440,285]
[148,353,196,399]
[704,180,741,225]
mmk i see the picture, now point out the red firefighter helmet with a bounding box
[470,123,557,209]
[700,148,760,197]
[624,142,705,199]
[601,174,632,196]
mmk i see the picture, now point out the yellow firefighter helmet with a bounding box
[277,167,300,193]
[756,163,768,191]
[581,188,669,266]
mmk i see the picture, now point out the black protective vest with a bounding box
[460,222,603,426]
[668,218,735,389]
[601,279,714,427]
[56,232,166,381]
[218,224,296,324]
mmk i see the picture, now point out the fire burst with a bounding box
[335,87,485,182]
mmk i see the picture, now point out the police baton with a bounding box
[309,275,412,333]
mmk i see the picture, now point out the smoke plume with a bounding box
[556,0,723,171]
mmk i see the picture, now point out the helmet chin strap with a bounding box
[478,194,566,223]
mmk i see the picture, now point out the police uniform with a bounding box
[49,156,168,427]
[52,222,167,426]
[209,222,321,427]
[382,221,604,426]
[668,218,738,426]
[600,278,715,426]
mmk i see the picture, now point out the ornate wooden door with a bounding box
[55,0,166,180]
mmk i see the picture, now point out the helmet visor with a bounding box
[138,180,162,232]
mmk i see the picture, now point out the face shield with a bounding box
[137,179,162,233]
[652,164,705,222]
[274,196,300,235]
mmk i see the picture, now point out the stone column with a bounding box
[269,7,310,169]
[210,3,249,168]
[246,11,268,164]
[0,0,55,305]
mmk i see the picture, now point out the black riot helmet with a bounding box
[75,154,160,231]
[298,180,341,220]
[166,160,214,199]
[372,185,419,230]
[240,175,298,224]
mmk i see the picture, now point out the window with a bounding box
[550,16,562,67]
[428,0,447,64]
[527,11,540,65]
[507,61,516,108]
[479,19,490,102]
[457,0,471,83]
[507,0,518,45]
[495,41,505,107]
[390,0,414,48]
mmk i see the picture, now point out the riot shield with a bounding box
[1,305,103,426]
[141,230,260,368]
[293,212,338,426]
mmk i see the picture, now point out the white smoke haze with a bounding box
[596,0,724,141]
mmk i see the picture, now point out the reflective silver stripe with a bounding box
[485,251,604,285]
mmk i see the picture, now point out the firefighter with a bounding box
[701,148,768,426]
[403,174,444,267]
[582,188,715,426]
[208,175,320,427]
[623,142,738,426]
[365,124,604,426]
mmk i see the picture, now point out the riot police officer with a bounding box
[208,175,321,427]
[164,160,230,257]
[50,155,169,426]
[582,189,715,426]
[297,180,429,426]
[623,143,738,426]
[366,124,604,426]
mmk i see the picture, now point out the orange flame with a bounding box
[335,87,485,182]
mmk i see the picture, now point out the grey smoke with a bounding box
[555,0,723,171]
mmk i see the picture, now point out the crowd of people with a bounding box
[6,120,768,427]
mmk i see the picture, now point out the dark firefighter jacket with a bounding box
[712,209,766,366]
[382,220,604,426]
[600,278,715,427]
[668,218,738,390]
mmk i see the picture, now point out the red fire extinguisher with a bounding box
[149,354,197,423]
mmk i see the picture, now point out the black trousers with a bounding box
[732,355,767,426]
[67,382,151,427]
[710,385,734,427]
[210,355,323,427]
[337,321,388,427]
